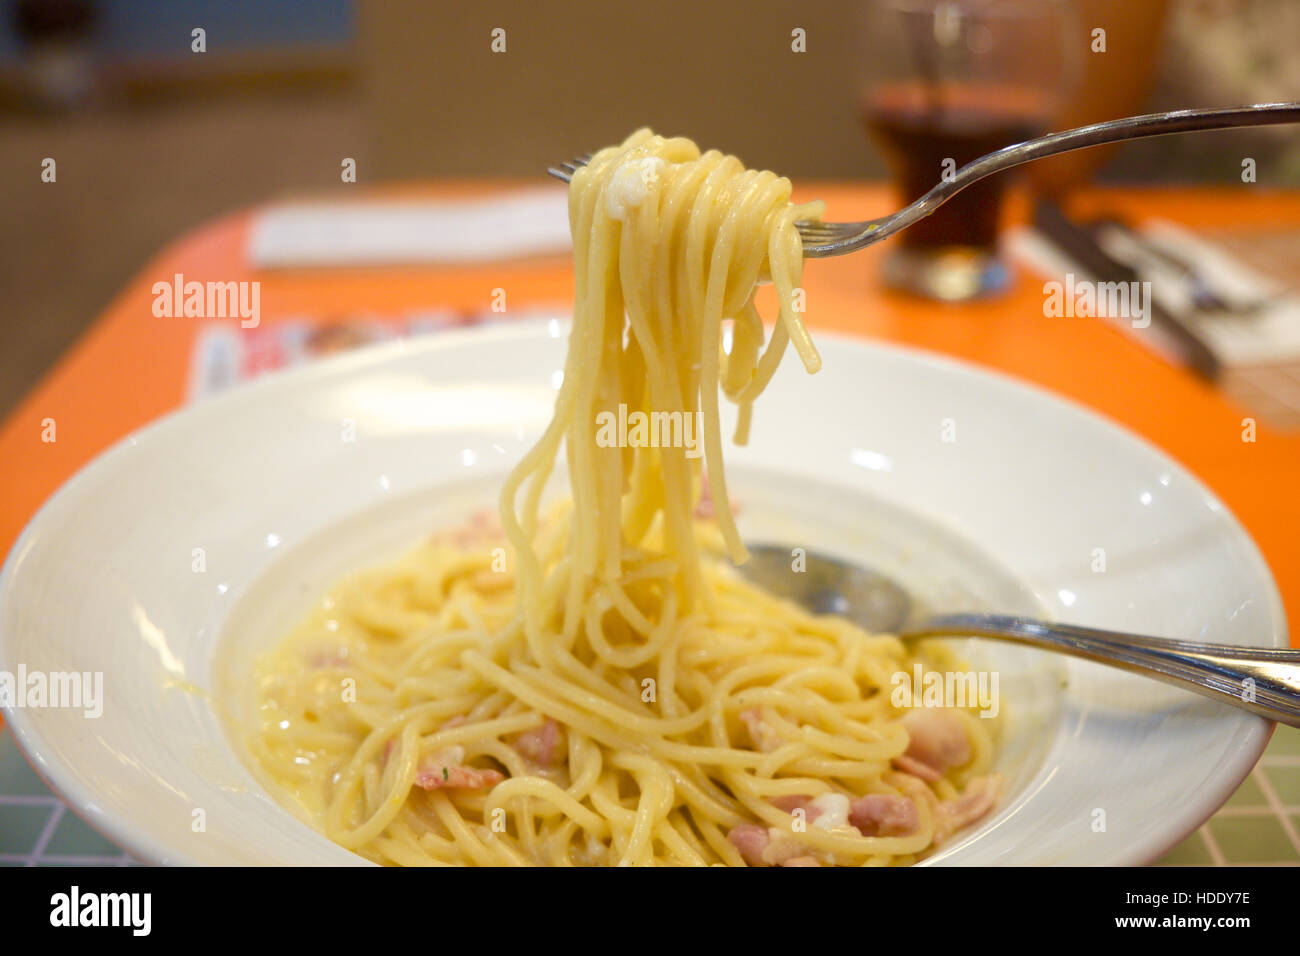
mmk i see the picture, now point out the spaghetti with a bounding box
[248,129,1000,866]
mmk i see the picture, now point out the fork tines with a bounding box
[547,154,592,184]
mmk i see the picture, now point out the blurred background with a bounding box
[2,0,1298,415]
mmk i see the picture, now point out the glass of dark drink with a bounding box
[859,0,1076,300]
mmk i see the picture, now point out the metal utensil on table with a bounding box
[1031,199,1221,378]
[1093,216,1277,317]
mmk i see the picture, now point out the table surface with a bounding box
[1,182,1298,866]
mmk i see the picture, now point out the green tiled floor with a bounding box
[1224,772,1266,807]
[1272,728,1300,755]
[1268,766,1300,804]
[0,804,59,857]
[1206,815,1295,865]
[0,731,132,865]
[0,723,1297,865]
[42,807,128,858]
[1155,725,1300,866]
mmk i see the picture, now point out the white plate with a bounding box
[0,320,1285,865]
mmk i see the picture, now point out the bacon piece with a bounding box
[761,830,810,866]
[892,709,971,780]
[769,794,856,833]
[730,816,837,866]
[848,793,919,837]
[417,764,503,789]
[513,718,563,767]
[695,473,715,519]
[884,769,940,812]
[727,824,770,865]
[739,708,781,753]
[936,774,1000,838]
[883,768,998,841]
[891,754,942,783]
[413,746,504,790]
[433,509,502,549]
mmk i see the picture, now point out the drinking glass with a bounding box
[859,0,1077,300]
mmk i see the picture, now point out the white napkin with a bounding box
[1008,220,1300,368]
[1100,220,1300,367]
[247,188,572,268]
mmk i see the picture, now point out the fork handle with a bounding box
[904,613,1300,728]
[980,103,1300,170]
[849,103,1300,252]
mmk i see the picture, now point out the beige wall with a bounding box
[359,0,887,179]
[359,1,1179,184]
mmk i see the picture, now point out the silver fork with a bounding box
[548,103,1300,258]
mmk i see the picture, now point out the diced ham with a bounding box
[727,824,809,867]
[891,754,942,783]
[769,793,853,832]
[739,708,781,752]
[936,774,1000,837]
[413,746,504,790]
[729,774,990,865]
[695,473,715,519]
[727,824,770,865]
[695,472,742,520]
[417,764,503,789]
[892,709,972,780]
[434,509,502,549]
[884,769,940,812]
[848,793,920,837]
[884,768,998,839]
[761,830,809,866]
[513,717,563,766]
[778,790,918,838]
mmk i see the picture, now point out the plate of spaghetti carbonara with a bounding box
[0,131,1282,867]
